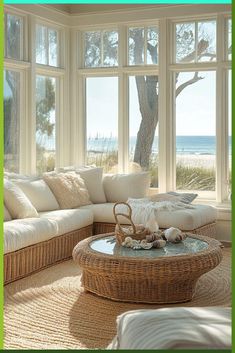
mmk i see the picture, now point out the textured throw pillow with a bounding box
[4,204,12,222]
[57,165,107,203]
[103,172,150,203]
[4,179,39,219]
[15,179,59,212]
[43,172,92,209]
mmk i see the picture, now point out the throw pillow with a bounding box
[167,191,198,204]
[43,172,92,209]
[103,172,150,202]
[15,179,59,212]
[4,204,12,222]
[4,179,39,219]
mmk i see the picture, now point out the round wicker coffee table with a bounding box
[72,233,222,304]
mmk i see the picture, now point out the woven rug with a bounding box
[4,248,231,349]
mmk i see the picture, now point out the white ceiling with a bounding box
[47,4,169,15]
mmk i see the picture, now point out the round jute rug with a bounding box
[4,248,231,350]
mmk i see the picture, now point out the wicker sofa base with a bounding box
[4,225,93,285]
[93,221,217,238]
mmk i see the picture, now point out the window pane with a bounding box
[176,23,195,63]
[175,71,216,192]
[6,14,22,60]
[129,76,159,187]
[103,30,118,66]
[84,31,101,67]
[36,25,47,65]
[228,19,232,60]
[4,70,20,172]
[147,27,158,64]
[36,76,56,174]
[198,21,216,62]
[86,77,118,173]
[129,27,144,65]
[48,29,58,67]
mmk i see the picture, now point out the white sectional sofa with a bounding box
[3,168,217,284]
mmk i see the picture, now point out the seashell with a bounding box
[140,240,153,250]
[152,239,166,248]
[164,227,183,243]
[152,232,163,240]
[145,215,159,233]
[146,233,156,243]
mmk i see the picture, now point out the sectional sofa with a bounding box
[4,167,216,285]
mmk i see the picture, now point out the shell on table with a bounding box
[164,227,184,243]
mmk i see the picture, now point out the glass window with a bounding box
[84,30,118,67]
[36,76,56,173]
[175,71,216,192]
[129,75,159,187]
[5,13,23,60]
[4,70,20,172]
[129,26,159,65]
[36,24,58,67]
[227,18,232,61]
[86,77,118,173]
[176,20,216,63]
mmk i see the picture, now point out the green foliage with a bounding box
[36,77,55,137]
[176,164,215,191]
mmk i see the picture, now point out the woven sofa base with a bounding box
[93,221,217,238]
[4,225,93,285]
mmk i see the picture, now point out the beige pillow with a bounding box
[43,172,92,209]
[15,179,59,212]
[4,179,39,219]
[103,172,150,203]
[4,204,12,222]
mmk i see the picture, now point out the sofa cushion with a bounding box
[4,204,12,222]
[15,179,59,212]
[43,172,92,209]
[4,179,39,219]
[39,209,93,236]
[103,172,150,202]
[57,166,107,204]
[108,307,231,349]
[4,218,58,254]
[80,203,216,230]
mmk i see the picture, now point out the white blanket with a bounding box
[118,198,195,226]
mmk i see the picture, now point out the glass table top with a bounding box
[90,235,208,258]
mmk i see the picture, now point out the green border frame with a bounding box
[0,0,233,352]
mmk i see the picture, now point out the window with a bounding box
[36,24,58,66]
[175,71,216,192]
[227,18,232,61]
[129,76,159,186]
[84,30,118,67]
[128,26,158,65]
[36,75,56,173]
[86,77,118,172]
[175,20,216,63]
[4,70,20,172]
[5,13,23,60]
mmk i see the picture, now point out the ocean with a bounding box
[87,136,232,155]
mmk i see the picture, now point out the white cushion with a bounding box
[4,179,39,219]
[4,218,57,254]
[4,204,12,222]
[39,208,93,236]
[103,172,150,202]
[14,179,59,212]
[4,172,39,181]
[157,204,216,230]
[108,307,231,349]
[76,167,107,203]
[81,203,216,230]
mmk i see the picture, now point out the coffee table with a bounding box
[73,233,222,304]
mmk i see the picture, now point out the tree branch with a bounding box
[176,72,204,97]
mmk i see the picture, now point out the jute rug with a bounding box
[4,248,231,349]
